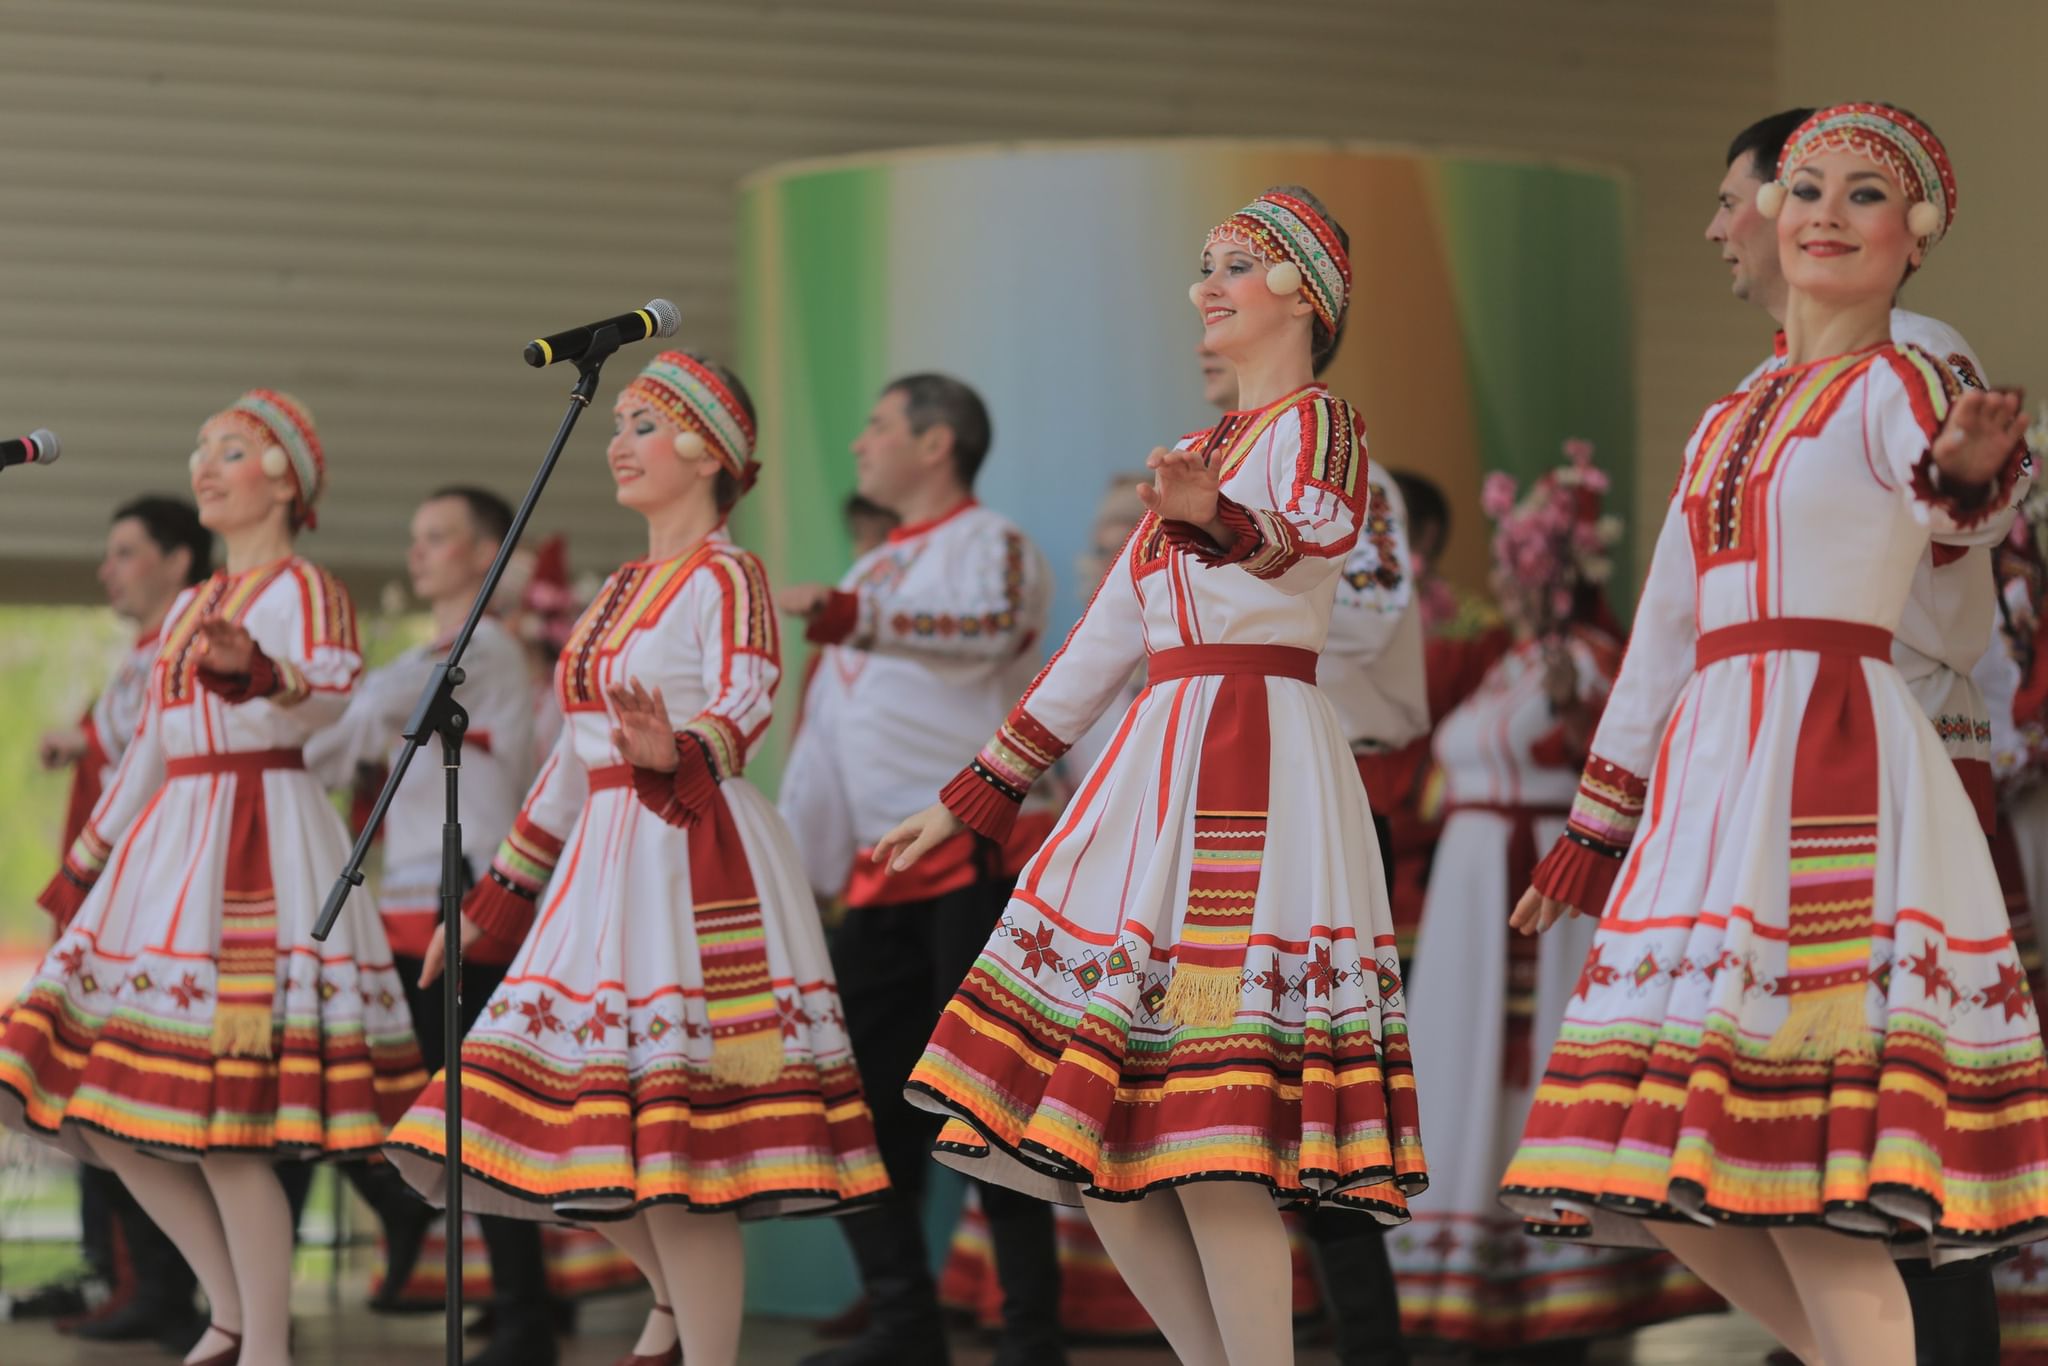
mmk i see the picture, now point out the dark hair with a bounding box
[1726,108,1816,181]
[112,496,213,585]
[884,373,992,488]
[1262,184,1351,375]
[1391,471,1449,549]
[427,485,515,546]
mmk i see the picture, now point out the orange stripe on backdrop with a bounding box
[1218,149,1484,592]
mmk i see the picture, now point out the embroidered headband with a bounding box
[620,350,760,495]
[197,389,325,528]
[1756,102,1956,248]
[1204,190,1352,333]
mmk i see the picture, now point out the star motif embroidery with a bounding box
[1424,1225,1460,1257]
[1978,961,2035,1022]
[55,945,87,980]
[1010,922,1066,978]
[2011,1246,2047,1283]
[1903,944,1960,1005]
[1254,957,1290,1011]
[584,1000,624,1041]
[1574,945,1616,1001]
[517,993,563,1038]
[778,994,812,1039]
[1301,944,1337,1000]
[167,972,208,1010]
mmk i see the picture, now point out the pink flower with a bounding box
[1481,472,1519,520]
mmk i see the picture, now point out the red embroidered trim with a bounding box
[1161,496,1262,566]
[1908,445,2026,532]
[196,644,282,704]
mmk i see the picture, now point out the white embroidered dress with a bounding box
[907,384,1426,1214]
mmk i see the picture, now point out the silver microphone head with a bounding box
[29,428,59,465]
[644,299,682,340]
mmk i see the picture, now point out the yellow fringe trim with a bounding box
[211,1004,275,1059]
[1765,985,1877,1063]
[709,1030,785,1087]
[1163,965,1242,1029]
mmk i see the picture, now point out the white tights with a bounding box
[84,1132,295,1366]
[1084,1181,1296,1366]
[592,1206,745,1365]
[1652,1220,1914,1365]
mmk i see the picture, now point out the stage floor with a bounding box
[3,1285,1778,1366]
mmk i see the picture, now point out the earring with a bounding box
[1755,182,1787,219]
[188,449,204,473]
[1265,261,1303,296]
[1187,281,1205,306]
[260,446,289,478]
[1907,200,1941,239]
[673,431,708,460]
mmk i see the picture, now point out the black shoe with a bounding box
[351,1161,438,1311]
[465,1315,561,1366]
[798,1201,950,1366]
[68,1296,189,1343]
[9,1273,106,1320]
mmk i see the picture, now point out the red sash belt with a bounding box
[1446,801,1569,1089]
[1693,618,1892,671]
[164,747,304,779]
[585,764,633,792]
[1146,644,1319,686]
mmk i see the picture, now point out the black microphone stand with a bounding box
[315,326,624,1364]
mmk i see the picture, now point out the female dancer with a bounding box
[0,390,424,1366]
[1393,452,1716,1357]
[387,350,889,1366]
[1501,105,2047,1366]
[876,188,1427,1366]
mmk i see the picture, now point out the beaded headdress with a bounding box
[1756,102,1956,248]
[619,350,759,495]
[205,390,325,528]
[1204,190,1352,333]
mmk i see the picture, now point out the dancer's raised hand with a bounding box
[1931,386,2029,488]
[607,678,678,772]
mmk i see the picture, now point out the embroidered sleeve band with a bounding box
[1908,444,2029,531]
[941,708,1070,842]
[196,645,311,707]
[38,826,113,925]
[680,712,747,782]
[1562,753,1648,854]
[1160,496,1309,581]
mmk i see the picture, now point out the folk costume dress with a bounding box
[1499,342,2048,1257]
[57,624,163,860]
[907,383,1427,1215]
[1392,629,1718,1346]
[386,530,889,1221]
[0,558,424,1159]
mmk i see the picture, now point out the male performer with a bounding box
[1198,345,1426,1366]
[306,486,551,1366]
[777,375,1062,1366]
[31,497,211,1352]
[1710,107,2001,1366]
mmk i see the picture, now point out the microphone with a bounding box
[523,299,680,368]
[0,429,60,470]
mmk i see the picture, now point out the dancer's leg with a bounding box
[1769,1225,1914,1366]
[199,1154,295,1366]
[1179,1180,1297,1366]
[1083,1192,1230,1366]
[592,1213,680,1357]
[642,1205,745,1366]
[83,1132,242,1365]
[1651,1221,1820,1362]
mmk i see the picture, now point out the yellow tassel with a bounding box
[1163,966,1242,1029]
[709,1031,785,1088]
[1765,986,1877,1063]
[211,1004,275,1059]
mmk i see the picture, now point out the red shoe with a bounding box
[612,1303,681,1366]
[188,1324,242,1366]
